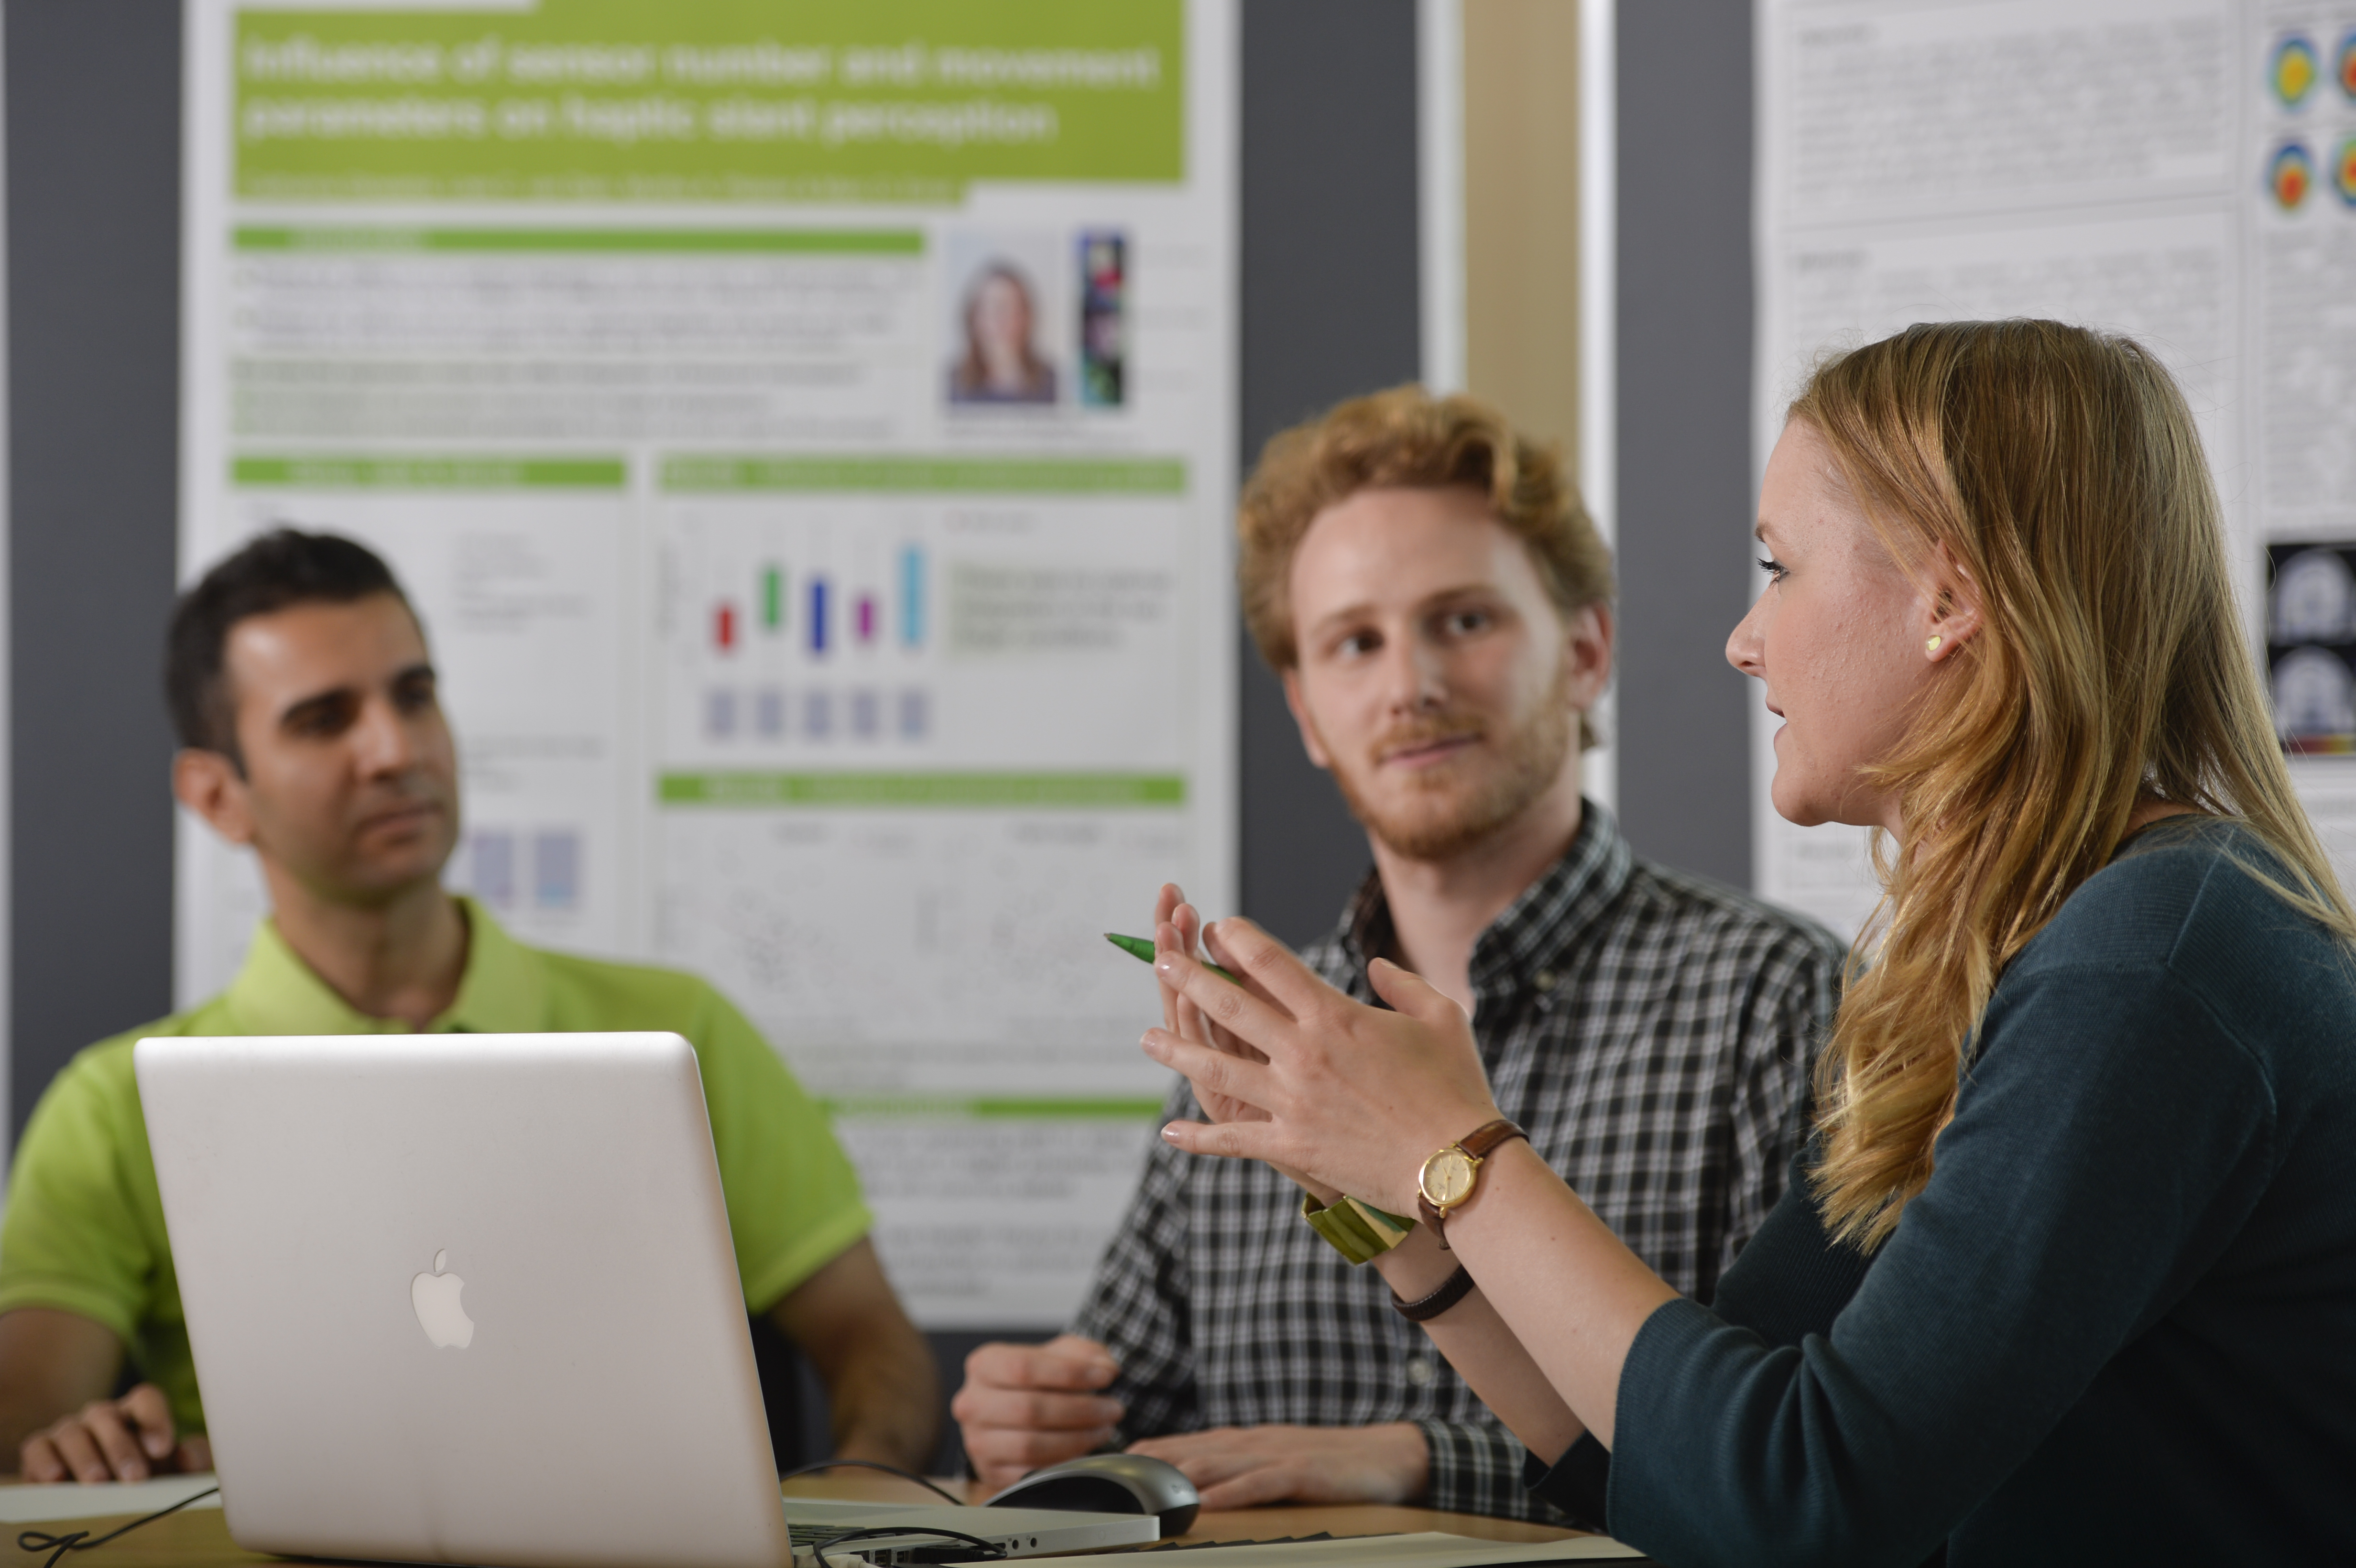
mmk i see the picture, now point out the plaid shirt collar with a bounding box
[1328,799,1637,1009]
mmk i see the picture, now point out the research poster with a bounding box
[1756,0,2356,936]
[179,0,1238,1326]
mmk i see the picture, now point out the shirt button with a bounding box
[1533,969,1559,992]
[1405,1357,1435,1387]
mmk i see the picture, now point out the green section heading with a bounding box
[820,1096,1166,1120]
[234,225,921,254]
[659,773,1185,808]
[232,455,627,488]
[232,0,1185,203]
[661,455,1186,495]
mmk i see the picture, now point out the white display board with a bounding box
[178,0,1237,1327]
[1756,0,2356,936]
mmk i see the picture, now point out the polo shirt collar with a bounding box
[220,896,548,1035]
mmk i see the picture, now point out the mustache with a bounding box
[1372,714,1486,760]
[354,780,448,817]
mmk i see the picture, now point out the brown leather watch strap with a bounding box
[1416,1118,1529,1250]
[1459,1117,1528,1161]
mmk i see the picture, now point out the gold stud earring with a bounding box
[1926,635,1943,654]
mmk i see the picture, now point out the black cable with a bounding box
[17,1486,221,1568]
[807,1524,1006,1567]
[777,1459,968,1508]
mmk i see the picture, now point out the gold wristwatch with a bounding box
[1416,1118,1528,1250]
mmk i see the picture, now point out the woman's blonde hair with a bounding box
[1796,319,2354,1248]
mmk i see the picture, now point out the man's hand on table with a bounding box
[20,1384,212,1484]
[952,1334,1125,1492]
[1127,1423,1429,1511]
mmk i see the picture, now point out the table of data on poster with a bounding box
[177,0,1237,1326]
[1756,0,2356,935]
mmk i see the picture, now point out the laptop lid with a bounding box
[138,1032,795,1568]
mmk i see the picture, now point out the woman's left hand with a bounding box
[1142,915,1504,1215]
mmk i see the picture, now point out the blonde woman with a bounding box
[1141,321,2356,1563]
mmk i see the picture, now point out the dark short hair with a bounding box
[165,528,411,764]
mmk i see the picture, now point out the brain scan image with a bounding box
[2272,548,2356,644]
[2271,646,2356,742]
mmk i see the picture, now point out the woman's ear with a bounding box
[1922,546,1984,662]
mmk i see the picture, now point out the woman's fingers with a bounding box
[1368,956,1470,1025]
[1153,942,1296,1054]
[1141,1025,1280,1113]
[1158,1116,1287,1164]
[1200,917,1335,1018]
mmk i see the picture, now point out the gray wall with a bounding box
[1233,0,1421,947]
[6,2,185,1144]
[1611,0,1757,888]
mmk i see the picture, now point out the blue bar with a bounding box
[809,577,829,654]
[900,545,924,647]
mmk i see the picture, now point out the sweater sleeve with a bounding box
[1593,958,2279,1568]
[1529,1143,1875,1526]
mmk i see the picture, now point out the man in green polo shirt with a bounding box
[0,530,938,1483]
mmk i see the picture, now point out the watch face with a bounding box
[1421,1148,1477,1207]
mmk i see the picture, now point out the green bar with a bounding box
[658,772,1185,808]
[233,226,922,255]
[660,455,1186,495]
[820,1097,1167,1120]
[232,456,626,489]
[761,566,784,631]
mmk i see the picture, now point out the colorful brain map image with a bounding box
[2274,34,2319,107]
[2340,31,2356,99]
[2272,142,2315,210]
[2339,137,2356,207]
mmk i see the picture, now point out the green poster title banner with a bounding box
[233,0,1185,203]
[233,226,921,255]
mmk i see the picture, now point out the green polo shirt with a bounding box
[0,899,870,1435]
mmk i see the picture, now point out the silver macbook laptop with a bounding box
[137,1032,1156,1567]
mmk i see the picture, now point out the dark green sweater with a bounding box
[1531,820,2356,1564]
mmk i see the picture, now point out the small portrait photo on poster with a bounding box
[2268,542,2356,754]
[944,229,1064,409]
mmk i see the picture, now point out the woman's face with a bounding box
[972,273,1034,359]
[1726,420,1947,835]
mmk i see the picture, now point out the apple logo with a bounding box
[410,1250,474,1349]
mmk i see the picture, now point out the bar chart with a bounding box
[673,514,938,755]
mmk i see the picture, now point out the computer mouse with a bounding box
[982,1452,1201,1537]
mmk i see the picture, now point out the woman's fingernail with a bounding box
[1161,1123,1182,1142]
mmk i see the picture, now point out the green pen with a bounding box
[1105,931,1243,986]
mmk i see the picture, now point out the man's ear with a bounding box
[1278,668,1333,771]
[173,749,257,847]
[1562,601,1614,712]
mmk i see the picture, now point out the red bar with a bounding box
[715,603,736,651]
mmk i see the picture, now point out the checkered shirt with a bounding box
[1072,803,1843,1521]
